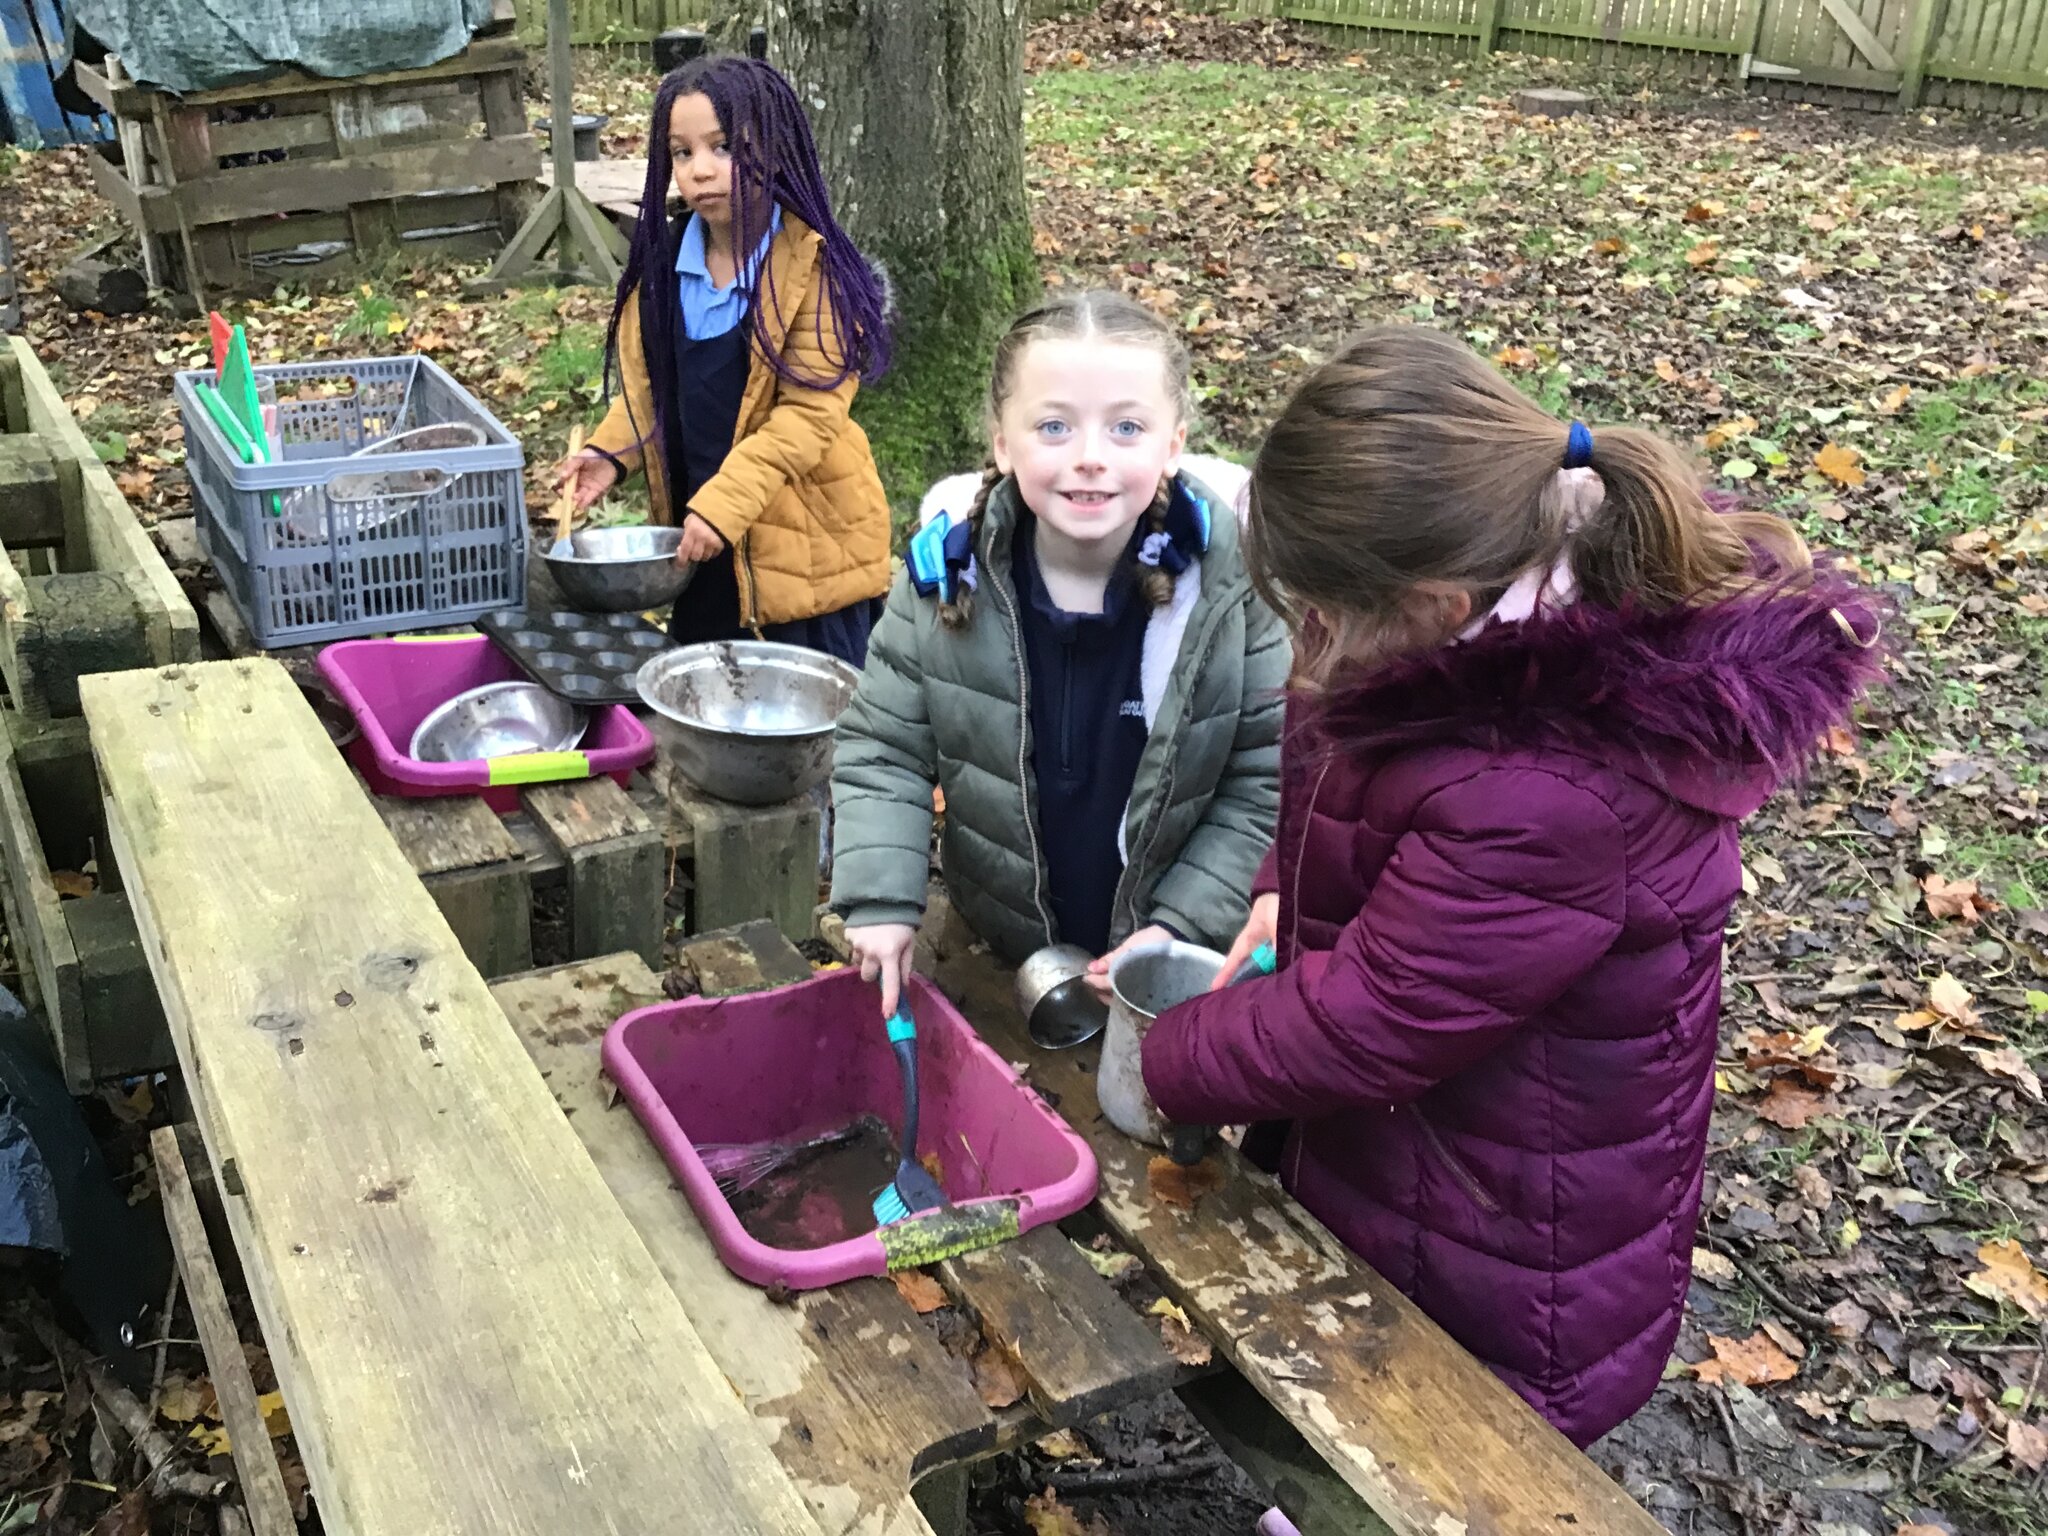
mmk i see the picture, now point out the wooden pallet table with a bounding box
[80,657,830,1536]
[492,929,1200,1536]
[72,38,541,305]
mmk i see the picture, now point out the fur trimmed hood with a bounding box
[1311,567,1889,819]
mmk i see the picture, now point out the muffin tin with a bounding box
[478,607,672,704]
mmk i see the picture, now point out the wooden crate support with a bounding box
[81,658,831,1535]
[0,710,172,1088]
[0,341,199,715]
[662,774,821,945]
[72,38,540,302]
[527,778,665,969]
[371,783,535,980]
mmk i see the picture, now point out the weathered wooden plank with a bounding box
[920,900,1665,1536]
[526,777,665,968]
[1815,0,1901,69]
[172,136,540,232]
[679,918,811,996]
[0,348,26,433]
[1180,1372,1394,1536]
[937,1223,1184,1427]
[0,712,86,1084]
[69,892,175,1081]
[493,949,1003,1536]
[8,338,199,671]
[81,659,829,1536]
[149,1126,299,1536]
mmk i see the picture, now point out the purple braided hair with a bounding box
[603,54,891,465]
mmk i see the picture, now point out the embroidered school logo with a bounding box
[1118,699,1145,718]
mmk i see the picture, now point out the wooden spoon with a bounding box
[553,425,587,551]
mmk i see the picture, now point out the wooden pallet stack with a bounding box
[0,339,201,1089]
[71,36,541,306]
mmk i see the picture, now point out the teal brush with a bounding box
[873,1003,945,1226]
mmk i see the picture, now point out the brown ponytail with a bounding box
[1244,324,1810,680]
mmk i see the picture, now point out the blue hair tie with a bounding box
[1563,420,1595,470]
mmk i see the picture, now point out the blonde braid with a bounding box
[1135,473,1176,611]
[938,462,1004,630]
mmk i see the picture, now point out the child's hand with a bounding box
[1211,893,1279,991]
[555,448,619,511]
[677,513,725,565]
[847,922,919,1016]
[1085,924,1177,1001]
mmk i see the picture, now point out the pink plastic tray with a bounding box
[316,635,655,812]
[603,967,1100,1290]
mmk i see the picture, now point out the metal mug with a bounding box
[1099,941,1227,1146]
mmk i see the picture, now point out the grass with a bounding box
[1928,1470,2048,1536]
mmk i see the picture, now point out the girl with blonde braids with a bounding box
[830,290,1289,1013]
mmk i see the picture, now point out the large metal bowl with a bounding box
[636,641,860,804]
[542,526,697,613]
[409,681,589,763]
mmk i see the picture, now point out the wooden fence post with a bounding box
[1476,0,1502,54]
[1897,0,1949,109]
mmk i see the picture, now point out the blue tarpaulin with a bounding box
[0,0,111,146]
[70,0,497,95]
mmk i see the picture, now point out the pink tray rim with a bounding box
[601,971,1100,1290]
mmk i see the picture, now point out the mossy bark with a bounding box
[768,0,1038,524]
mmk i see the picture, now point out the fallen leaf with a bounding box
[1160,1313,1214,1367]
[156,1376,211,1425]
[1684,200,1724,223]
[259,1391,290,1438]
[1815,442,1866,487]
[1876,384,1912,415]
[1148,1155,1224,1211]
[1756,1079,1830,1129]
[893,1270,948,1314]
[1794,1390,1840,1422]
[1685,240,1720,268]
[1862,1393,1945,1432]
[1750,851,1786,884]
[1704,414,1759,451]
[1693,1247,1737,1286]
[50,870,95,898]
[2008,1418,2048,1472]
[1025,1490,1108,1536]
[1929,971,1976,1024]
[1654,355,1682,384]
[1922,873,1995,923]
[87,1491,150,1536]
[188,1422,231,1457]
[1895,1526,1948,1536]
[1694,1331,1799,1387]
[1493,344,1538,369]
[1071,1238,1140,1283]
[1761,1318,1808,1360]
[1964,1239,2048,1319]
[1591,237,1627,256]
[1824,1299,1872,1339]
[1033,1428,1094,1461]
[971,1345,1029,1409]
[1965,1045,2043,1102]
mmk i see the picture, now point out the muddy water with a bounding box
[725,1116,902,1249]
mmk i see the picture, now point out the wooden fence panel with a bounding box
[1258,0,2045,104]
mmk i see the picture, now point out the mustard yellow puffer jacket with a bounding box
[588,214,891,627]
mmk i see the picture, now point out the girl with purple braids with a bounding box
[554,55,894,663]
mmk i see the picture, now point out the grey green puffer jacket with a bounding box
[830,472,1289,963]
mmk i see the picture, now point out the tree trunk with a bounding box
[769,0,1037,516]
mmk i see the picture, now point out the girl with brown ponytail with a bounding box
[1140,323,1888,1449]
[829,291,1290,1015]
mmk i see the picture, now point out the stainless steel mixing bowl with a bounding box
[636,641,860,804]
[542,526,697,613]
[408,681,588,763]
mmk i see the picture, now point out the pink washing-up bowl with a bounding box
[316,635,654,811]
[602,966,1101,1291]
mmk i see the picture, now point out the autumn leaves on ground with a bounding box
[1,3,2046,1534]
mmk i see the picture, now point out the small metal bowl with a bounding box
[1016,943,1109,1049]
[408,681,588,763]
[543,526,697,614]
[637,641,859,804]
[284,422,489,542]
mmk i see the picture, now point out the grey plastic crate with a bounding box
[174,355,528,648]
